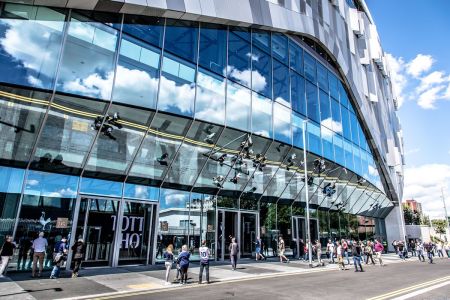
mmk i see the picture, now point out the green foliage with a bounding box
[431,219,447,236]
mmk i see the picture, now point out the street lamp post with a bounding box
[302,120,313,267]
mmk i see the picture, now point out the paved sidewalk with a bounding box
[0,254,409,300]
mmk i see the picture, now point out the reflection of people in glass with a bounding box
[156,234,163,258]
[17,234,32,270]
[71,238,86,278]
[31,232,48,278]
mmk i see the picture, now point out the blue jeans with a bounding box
[51,265,60,278]
[353,256,363,271]
[344,250,350,264]
[427,251,433,263]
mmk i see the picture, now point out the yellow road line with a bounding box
[367,275,450,300]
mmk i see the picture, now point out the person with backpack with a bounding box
[71,238,85,278]
[0,235,16,277]
[163,244,174,285]
[352,241,364,272]
[50,237,67,279]
[229,237,239,270]
[176,245,190,284]
[198,240,210,284]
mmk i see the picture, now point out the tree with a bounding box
[431,219,447,238]
[403,206,414,225]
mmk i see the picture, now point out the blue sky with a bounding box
[366,0,450,218]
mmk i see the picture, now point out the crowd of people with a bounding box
[392,239,450,263]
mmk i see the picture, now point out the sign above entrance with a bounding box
[56,217,69,228]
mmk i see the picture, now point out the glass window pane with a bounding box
[252,92,272,138]
[306,81,319,123]
[339,82,349,107]
[0,86,50,167]
[227,29,251,88]
[292,112,305,148]
[80,176,123,197]
[344,140,354,171]
[226,81,251,131]
[195,69,225,125]
[303,51,316,83]
[252,47,272,98]
[331,99,342,135]
[273,103,291,144]
[199,24,227,75]
[252,30,270,53]
[122,14,163,48]
[289,39,303,73]
[0,4,65,90]
[0,166,24,242]
[32,93,108,175]
[273,60,290,106]
[164,19,198,63]
[321,126,334,161]
[329,71,339,100]
[113,34,160,108]
[341,106,351,140]
[124,183,159,201]
[159,54,196,117]
[333,134,345,166]
[307,122,321,155]
[272,33,288,64]
[317,62,328,92]
[319,89,331,127]
[57,11,120,100]
[291,72,306,116]
[350,112,359,146]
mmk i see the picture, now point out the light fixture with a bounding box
[203,125,216,144]
[91,113,122,140]
[217,153,227,166]
[157,153,169,165]
[229,173,241,184]
[356,176,367,185]
[313,158,326,174]
[286,153,296,170]
[213,175,225,188]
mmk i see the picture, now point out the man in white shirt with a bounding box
[327,239,335,263]
[32,232,48,278]
[198,240,210,284]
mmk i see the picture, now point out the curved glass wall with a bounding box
[0,4,391,253]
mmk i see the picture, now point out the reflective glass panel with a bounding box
[329,71,339,100]
[164,19,198,63]
[344,140,354,171]
[333,134,345,166]
[306,81,319,123]
[159,54,196,117]
[121,14,163,48]
[317,62,328,92]
[252,92,272,138]
[124,183,159,201]
[292,112,305,149]
[341,106,351,140]
[291,73,306,116]
[252,30,270,53]
[227,29,251,88]
[307,122,321,155]
[339,82,349,107]
[321,126,334,161]
[0,166,24,243]
[57,11,120,100]
[350,112,359,146]
[319,89,331,128]
[0,4,65,90]
[113,34,160,108]
[289,39,303,74]
[273,103,292,144]
[303,52,316,83]
[199,24,227,75]
[32,93,108,175]
[0,86,50,168]
[272,33,288,64]
[331,99,342,135]
[80,176,123,197]
[226,81,251,131]
[353,144,362,175]
[273,60,290,106]
[195,69,225,125]
[252,46,272,98]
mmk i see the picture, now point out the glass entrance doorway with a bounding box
[217,210,258,260]
[71,196,156,267]
[292,216,319,259]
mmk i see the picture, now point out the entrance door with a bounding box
[292,216,319,259]
[217,210,238,260]
[74,197,119,267]
[240,212,257,258]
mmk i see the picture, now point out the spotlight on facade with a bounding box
[204,132,216,144]
[157,153,169,165]
[213,175,224,188]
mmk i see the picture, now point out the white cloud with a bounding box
[406,54,434,77]
[416,71,446,93]
[403,164,450,219]
[226,66,267,92]
[386,53,407,108]
[26,179,39,186]
[404,148,420,156]
[417,85,446,109]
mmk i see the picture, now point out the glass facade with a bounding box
[0,3,392,269]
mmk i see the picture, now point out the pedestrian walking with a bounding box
[176,245,190,284]
[304,240,309,261]
[255,237,266,261]
[409,240,416,257]
[444,241,450,258]
[436,242,444,258]
[314,240,323,266]
[299,239,305,260]
[352,241,364,272]
[365,241,375,265]
[341,239,350,265]
[425,241,434,264]
[397,241,406,260]
[198,240,210,284]
[278,235,289,263]
[0,235,16,277]
[229,237,239,270]
[374,239,384,266]
[327,239,335,263]
[17,235,32,271]
[163,244,174,285]
[336,241,347,270]
[50,237,67,279]
[71,238,85,278]
[31,232,48,278]
[416,240,425,262]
